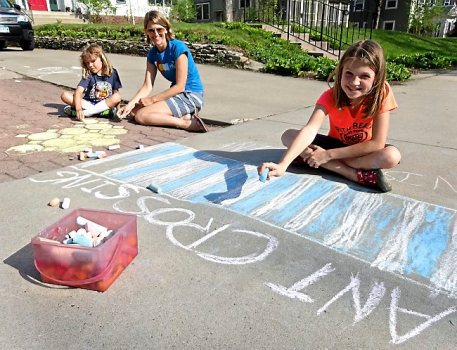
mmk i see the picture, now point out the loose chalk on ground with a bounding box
[79,151,86,161]
[108,144,120,150]
[61,197,71,209]
[259,168,270,183]
[147,183,162,194]
[96,151,107,159]
[48,197,60,207]
[86,151,98,158]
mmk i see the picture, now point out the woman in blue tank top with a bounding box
[117,10,207,132]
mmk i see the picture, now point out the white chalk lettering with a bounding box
[145,207,278,264]
[80,180,117,194]
[389,287,457,344]
[317,275,386,325]
[434,176,457,193]
[94,183,141,200]
[197,229,278,265]
[266,263,335,303]
[29,171,82,183]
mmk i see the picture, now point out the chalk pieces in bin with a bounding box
[147,183,162,194]
[31,208,138,292]
[259,168,270,183]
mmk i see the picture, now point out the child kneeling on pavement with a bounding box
[61,43,122,121]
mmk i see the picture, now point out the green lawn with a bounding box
[35,21,457,60]
[34,21,456,80]
[370,29,457,59]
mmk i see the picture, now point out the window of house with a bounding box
[240,0,251,8]
[148,0,173,5]
[353,0,364,12]
[383,20,395,30]
[197,3,210,21]
[385,0,397,9]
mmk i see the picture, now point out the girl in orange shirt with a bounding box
[258,40,401,192]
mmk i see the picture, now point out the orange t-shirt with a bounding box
[316,82,397,145]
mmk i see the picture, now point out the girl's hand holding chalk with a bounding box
[259,167,270,182]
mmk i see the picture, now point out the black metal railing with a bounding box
[244,0,374,59]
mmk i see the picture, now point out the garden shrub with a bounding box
[35,22,456,82]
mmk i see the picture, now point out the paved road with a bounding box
[0,48,456,349]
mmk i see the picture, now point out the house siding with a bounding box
[349,0,413,31]
[379,0,412,31]
[196,0,225,21]
[195,0,255,22]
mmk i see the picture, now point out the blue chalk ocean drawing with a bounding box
[77,142,457,296]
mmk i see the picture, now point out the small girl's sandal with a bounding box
[356,169,392,193]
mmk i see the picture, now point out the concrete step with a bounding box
[28,10,87,25]
[261,24,338,59]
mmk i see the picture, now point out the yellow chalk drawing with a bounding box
[28,131,60,141]
[101,128,128,135]
[60,128,88,135]
[6,119,127,155]
[85,124,113,130]
[8,144,44,153]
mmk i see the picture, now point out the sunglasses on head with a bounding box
[147,27,166,35]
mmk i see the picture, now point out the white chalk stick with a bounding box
[76,216,108,236]
[61,197,70,209]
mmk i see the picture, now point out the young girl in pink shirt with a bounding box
[258,40,401,192]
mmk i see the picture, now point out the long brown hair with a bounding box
[328,40,387,118]
[143,10,174,43]
[80,44,113,78]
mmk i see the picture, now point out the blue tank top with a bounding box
[147,39,204,93]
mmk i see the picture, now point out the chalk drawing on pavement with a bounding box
[29,167,457,345]
[72,142,457,298]
[6,119,126,154]
[35,66,78,80]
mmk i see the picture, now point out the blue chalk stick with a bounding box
[259,168,269,183]
[72,235,93,247]
[147,183,162,194]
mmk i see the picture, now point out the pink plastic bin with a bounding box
[31,208,138,292]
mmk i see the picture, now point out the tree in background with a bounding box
[78,0,116,23]
[171,0,197,22]
[374,0,383,29]
[225,0,233,22]
[409,0,446,35]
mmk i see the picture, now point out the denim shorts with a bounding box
[165,91,204,118]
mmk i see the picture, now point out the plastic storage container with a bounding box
[31,208,138,292]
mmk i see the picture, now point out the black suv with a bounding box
[0,0,34,50]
